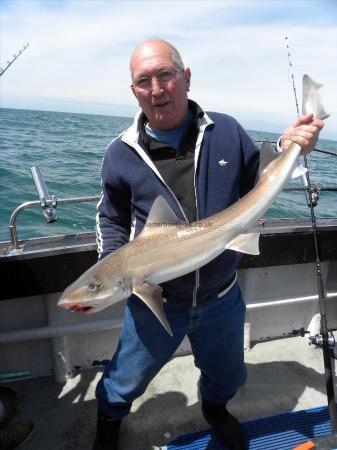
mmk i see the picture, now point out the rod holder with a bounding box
[31,166,58,223]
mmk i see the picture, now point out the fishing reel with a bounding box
[292,328,336,351]
[307,184,320,208]
[308,333,335,350]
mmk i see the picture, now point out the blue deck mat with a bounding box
[166,404,335,449]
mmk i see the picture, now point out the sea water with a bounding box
[1,108,336,242]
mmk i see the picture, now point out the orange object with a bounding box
[292,441,316,450]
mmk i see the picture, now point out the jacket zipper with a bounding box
[192,163,200,308]
[163,185,189,222]
[191,116,211,308]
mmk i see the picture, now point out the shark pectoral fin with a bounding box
[132,280,173,336]
[226,232,260,255]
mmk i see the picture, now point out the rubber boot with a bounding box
[202,398,248,450]
[92,412,121,450]
[0,386,20,424]
[0,421,34,449]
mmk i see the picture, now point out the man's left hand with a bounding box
[280,114,324,155]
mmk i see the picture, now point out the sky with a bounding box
[1,0,337,139]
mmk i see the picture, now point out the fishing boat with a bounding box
[0,162,337,449]
[1,49,337,447]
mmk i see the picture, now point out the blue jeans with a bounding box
[95,282,247,419]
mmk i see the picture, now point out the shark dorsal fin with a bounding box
[259,141,279,175]
[140,195,185,237]
[259,140,308,180]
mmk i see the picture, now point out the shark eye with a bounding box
[87,282,103,292]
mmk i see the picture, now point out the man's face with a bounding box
[130,41,191,131]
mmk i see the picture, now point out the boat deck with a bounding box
[5,335,334,450]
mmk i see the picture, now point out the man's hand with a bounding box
[280,114,324,155]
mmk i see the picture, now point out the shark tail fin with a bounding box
[302,74,330,120]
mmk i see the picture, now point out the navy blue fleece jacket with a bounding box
[96,102,259,306]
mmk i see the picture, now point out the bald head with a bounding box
[130,39,184,80]
[129,38,191,131]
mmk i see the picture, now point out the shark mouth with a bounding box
[69,305,94,313]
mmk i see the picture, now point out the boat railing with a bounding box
[8,165,100,250]
[8,195,100,250]
[7,165,337,251]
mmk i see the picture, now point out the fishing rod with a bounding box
[285,36,337,443]
[0,43,30,77]
[254,141,337,158]
[284,186,337,192]
[314,148,337,157]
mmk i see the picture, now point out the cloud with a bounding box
[1,0,336,138]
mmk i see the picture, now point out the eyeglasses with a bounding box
[132,69,183,90]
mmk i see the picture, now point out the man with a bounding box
[93,39,323,450]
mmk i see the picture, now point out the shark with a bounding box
[58,74,329,336]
